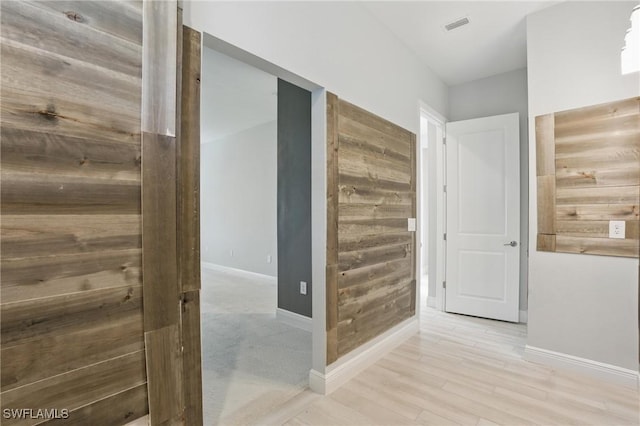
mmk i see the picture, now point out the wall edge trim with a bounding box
[519,310,528,324]
[309,317,419,395]
[276,308,313,332]
[201,262,277,283]
[524,345,639,389]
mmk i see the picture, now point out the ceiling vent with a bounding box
[445,17,470,32]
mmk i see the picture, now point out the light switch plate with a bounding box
[609,221,625,239]
[408,218,416,232]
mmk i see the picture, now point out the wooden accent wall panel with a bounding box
[178,25,203,426]
[536,97,640,258]
[326,93,417,363]
[0,0,147,424]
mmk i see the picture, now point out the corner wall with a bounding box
[526,1,639,370]
[200,121,278,277]
[448,68,530,314]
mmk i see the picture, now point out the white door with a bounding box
[445,113,520,322]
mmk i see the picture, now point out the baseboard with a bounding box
[427,296,436,308]
[519,310,528,324]
[309,317,419,395]
[276,308,312,332]
[524,345,639,389]
[201,262,277,283]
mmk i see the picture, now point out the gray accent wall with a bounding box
[277,79,312,317]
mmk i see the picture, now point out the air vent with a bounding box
[445,17,470,31]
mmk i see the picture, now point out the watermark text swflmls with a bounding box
[3,408,70,420]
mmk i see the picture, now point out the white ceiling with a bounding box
[361,1,557,86]
[201,2,557,139]
[201,47,276,143]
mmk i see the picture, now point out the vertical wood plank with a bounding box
[326,92,339,365]
[142,132,179,330]
[537,234,556,252]
[537,176,556,236]
[144,324,183,425]
[178,24,203,426]
[181,290,203,426]
[178,26,201,293]
[409,133,417,315]
[142,0,177,136]
[535,114,555,176]
[141,0,183,423]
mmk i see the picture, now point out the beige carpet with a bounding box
[201,266,312,425]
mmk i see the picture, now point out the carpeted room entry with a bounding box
[201,266,312,425]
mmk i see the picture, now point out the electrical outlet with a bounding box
[300,281,307,295]
[266,255,272,264]
[609,221,625,239]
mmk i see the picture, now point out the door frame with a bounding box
[419,102,446,312]
[197,32,330,382]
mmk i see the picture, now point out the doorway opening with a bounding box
[199,46,313,424]
[420,106,446,312]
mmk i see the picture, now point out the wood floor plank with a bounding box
[276,306,639,426]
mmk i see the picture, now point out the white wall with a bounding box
[201,121,278,277]
[527,1,639,370]
[449,68,530,313]
[183,1,449,134]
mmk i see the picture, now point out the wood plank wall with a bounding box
[1,1,148,424]
[536,97,640,258]
[326,93,417,364]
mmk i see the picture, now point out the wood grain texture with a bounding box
[556,220,640,239]
[1,214,140,259]
[555,235,639,257]
[47,384,149,426]
[327,94,416,362]
[326,92,339,365]
[537,176,556,236]
[179,25,203,426]
[144,324,184,425]
[142,0,177,136]
[535,97,639,258]
[535,114,555,176]
[281,308,639,426]
[1,0,147,420]
[142,132,178,330]
[1,285,143,391]
[537,234,556,252]
[181,290,203,426]
[1,350,147,426]
[178,26,201,293]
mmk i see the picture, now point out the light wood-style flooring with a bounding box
[259,307,639,426]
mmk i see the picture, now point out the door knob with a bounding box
[504,241,518,247]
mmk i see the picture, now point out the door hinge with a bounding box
[443,233,447,241]
[443,281,446,289]
[443,184,447,193]
[443,137,446,145]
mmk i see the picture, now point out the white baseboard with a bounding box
[524,345,639,389]
[276,308,312,332]
[309,317,419,395]
[201,262,277,283]
[519,310,528,324]
[427,296,436,308]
